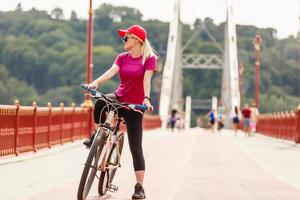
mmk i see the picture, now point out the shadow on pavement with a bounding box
[87,194,131,200]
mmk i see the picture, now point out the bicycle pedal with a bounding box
[108,184,118,192]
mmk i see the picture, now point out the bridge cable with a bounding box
[181,0,225,53]
[181,0,225,23]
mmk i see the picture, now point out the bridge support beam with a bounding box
[222,0,240,127]
[159,0,182,128]
[185,96,191,130]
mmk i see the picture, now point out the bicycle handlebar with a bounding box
[82,85,148,111]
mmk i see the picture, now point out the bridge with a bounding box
[1,129,300,200]
[1,0,300,199]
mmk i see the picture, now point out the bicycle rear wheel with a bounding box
[77,129,106,200]
[98,134,124,196]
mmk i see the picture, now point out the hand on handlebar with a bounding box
[84,81,98,89]
[82,85,149,112]
[143,98,153,112]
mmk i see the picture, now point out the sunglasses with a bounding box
[123,36,136,43]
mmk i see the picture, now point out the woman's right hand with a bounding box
[85,81,98,89]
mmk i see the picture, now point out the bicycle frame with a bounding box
[82,86,147,171]
[95,110,122,171]
[78,85,148,199]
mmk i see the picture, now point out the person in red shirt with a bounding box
[241,104,252,137]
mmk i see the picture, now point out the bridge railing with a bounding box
[256,108,300,143]
[0,101,93,157]
[0,101,161,157]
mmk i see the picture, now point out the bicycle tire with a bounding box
[77,130,105,200]
[98,134,124,196]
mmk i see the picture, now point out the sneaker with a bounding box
[83,138,92,148]
[83,132,96,148]
[132,183,146,199]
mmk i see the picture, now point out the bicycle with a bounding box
[77,86,148,200]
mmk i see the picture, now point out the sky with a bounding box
[1,0,299,39]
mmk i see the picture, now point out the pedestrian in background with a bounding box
[250,102,259,134]
[169,108,178,131]
[217,102,225,131]
[231,106,240,136]
[208,109,216,133]
[241,104,252,137]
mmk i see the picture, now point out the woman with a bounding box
[169,108,178,131]
[84,25,157,199]
[231,106,240,136]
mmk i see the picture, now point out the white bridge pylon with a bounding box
[159,0,240,128]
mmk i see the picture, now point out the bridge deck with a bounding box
[1,129,300,200]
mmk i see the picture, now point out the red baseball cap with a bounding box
[118,25,147,42]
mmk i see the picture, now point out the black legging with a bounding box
[94,96,145,171]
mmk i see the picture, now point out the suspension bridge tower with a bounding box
[159,0,240,128]
[221,0,241,126]
[159,0,182,128]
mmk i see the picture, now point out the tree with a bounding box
[51,7,64,20]
[16,3,22,11]
[0,65,37,105]
[70,10,78,21]
[94,4,114,30]
[94,3,143,30]
[93,45,118,76]
[39,86,75,106]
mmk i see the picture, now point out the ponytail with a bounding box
[142,39,156,65]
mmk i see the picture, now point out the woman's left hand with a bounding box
[143,98,153,112]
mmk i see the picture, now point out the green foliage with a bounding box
[93,45,117,77]
[0,64,37,105]
[51,7,64,20]
[259,93,299,113]
[39,86,75,106]
[0,4,298,113]
[94,3,143,31]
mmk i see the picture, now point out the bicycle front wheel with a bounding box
[77,130,105,200]
[98,134,124,196]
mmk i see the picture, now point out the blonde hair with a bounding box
[142,39,156,65]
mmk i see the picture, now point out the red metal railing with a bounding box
[0,101,93,157]
[256,108,300,143]
[0,102,161,157]
[143,113,162,129]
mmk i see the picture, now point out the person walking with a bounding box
[217,102,225,131]
[250,102,260,134]
[169,108,178,131]
[241,104,252,137]
[231,106,240,136]
[208,109,216,133]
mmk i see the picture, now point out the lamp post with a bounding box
[253,32,262,108]
[84,0,94,107]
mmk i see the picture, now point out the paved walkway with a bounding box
[1,128,300,200]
